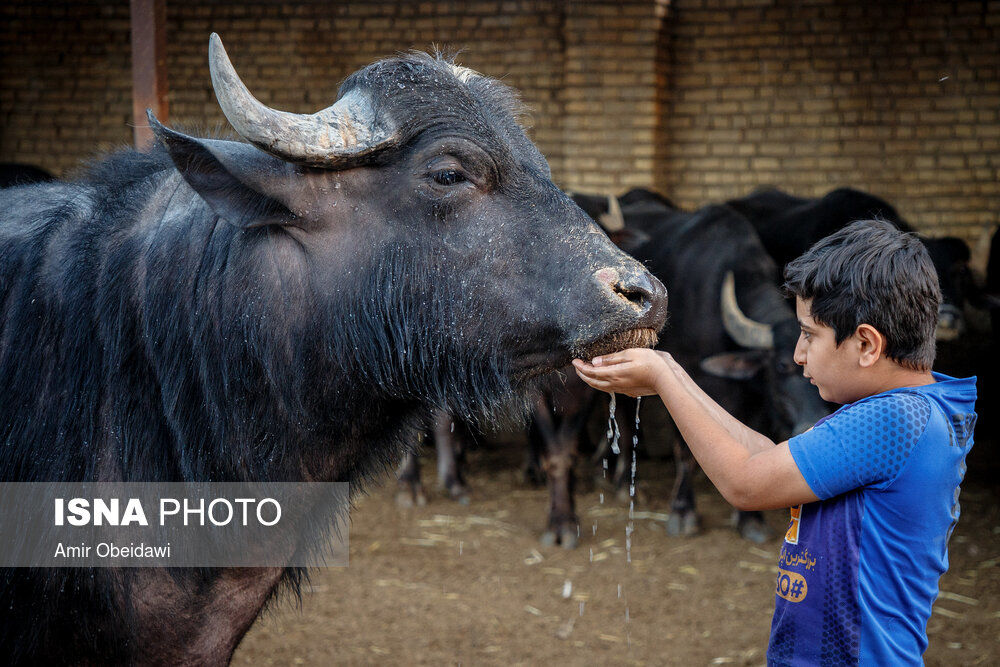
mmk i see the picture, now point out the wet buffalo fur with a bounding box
[0,53,576,665]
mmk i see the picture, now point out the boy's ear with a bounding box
[855,324,886,368]
[700,350,769,380]
[148,111,298,228]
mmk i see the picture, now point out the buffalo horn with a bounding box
[720,271,774,349]
[208,33,398,168]
[598,195,625,232]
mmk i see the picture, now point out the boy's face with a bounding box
[793,297,864,404]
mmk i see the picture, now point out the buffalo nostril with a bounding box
[593,267,668,323]
[613,271,657,311]
[616,284,650,309]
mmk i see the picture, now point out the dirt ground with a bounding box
[233,422,1000,666]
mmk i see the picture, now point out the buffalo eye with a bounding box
[431,169,467,186]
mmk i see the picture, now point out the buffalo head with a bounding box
[148,35,667,421]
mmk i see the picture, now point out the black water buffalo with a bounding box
[726,187,974,340]
[572,193,830,541]
[0,35,668,665]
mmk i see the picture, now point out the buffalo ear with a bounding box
[148,111,296,228]
[699,351,768,380]
[608,227,650,253]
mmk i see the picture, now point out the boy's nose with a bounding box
[793,338,807,366]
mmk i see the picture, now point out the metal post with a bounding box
[130,0,168,150]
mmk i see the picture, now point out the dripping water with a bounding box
[625,397,641,564]
[607,393,621,455]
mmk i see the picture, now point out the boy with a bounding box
[573,219,977,665]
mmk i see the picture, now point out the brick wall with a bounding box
[1,0,997,245]
[657,0,1000,244]
[0,0,660,192]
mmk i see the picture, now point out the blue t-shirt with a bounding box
[767,372,977,666]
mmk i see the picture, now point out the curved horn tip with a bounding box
[208,33,233,74]
[720,271,774,350]
[598,194,625,232]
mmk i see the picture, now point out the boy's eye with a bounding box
[431,169,467,186]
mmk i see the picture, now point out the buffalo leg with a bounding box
[433,410,470,504]
[532,395,580,549]
[666,440,700,536]
[395,435,428,508]
[523,422,547,486]
[539,442,579,549]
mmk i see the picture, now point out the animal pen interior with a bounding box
[1,0,997,665]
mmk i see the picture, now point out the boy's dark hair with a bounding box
[783,219,940,371]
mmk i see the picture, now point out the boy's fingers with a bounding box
[574,369,613,392]
[575,361,632,380]
[591,350,630,366]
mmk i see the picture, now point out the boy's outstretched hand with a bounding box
[572,348,676,397]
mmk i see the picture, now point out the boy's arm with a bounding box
[657,351,775,455]
[657,365,818,510]
[574,350,818,511]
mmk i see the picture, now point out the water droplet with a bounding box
[608,394,620,455]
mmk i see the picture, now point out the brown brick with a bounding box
[1,0,995,247]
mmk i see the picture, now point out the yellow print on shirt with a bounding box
[776,568,808,603]
[785,504,802,544]
[779,546,816,571]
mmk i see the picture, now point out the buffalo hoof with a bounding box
[395,484,427,508]
[559,529,579,550]
[540,529,579,550]
[541,520,580,549]
[665,511,700,537]
[448,488,471,506]
[441,479,471,505]
[735,512,772,544]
